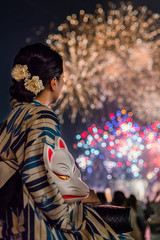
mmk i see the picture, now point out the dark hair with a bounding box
[112,191,126,206]
[127,194,137,210]
[9,43,63,102]
[97,192,107,204]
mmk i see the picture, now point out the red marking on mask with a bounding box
[48,148,53,163]
[59,139,65,149]
[62,194,88,199]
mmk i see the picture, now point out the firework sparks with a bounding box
[47,2,160,123]
[73,110,160,188]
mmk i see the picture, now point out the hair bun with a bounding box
[9,80,34,102]
[10,43,63,102]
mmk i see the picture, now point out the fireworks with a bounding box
[46,2,160,123]
[73,110,160,188]
[47,9,107,123]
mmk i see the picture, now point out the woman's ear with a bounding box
[50,77,57,91]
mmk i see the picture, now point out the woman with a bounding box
[0,43,132,240]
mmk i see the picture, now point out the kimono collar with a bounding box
[10,98,43,109]
[10,99,56,116]
[10,98,60,125]
[32,99,43,106]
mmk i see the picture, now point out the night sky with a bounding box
[0,0,160,152]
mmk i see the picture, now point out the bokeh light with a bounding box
[73,110,160,188]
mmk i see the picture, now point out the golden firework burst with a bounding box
[47,2,160,123]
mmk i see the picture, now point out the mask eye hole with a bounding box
[57,175,70,180]
[73,165,76,173]
[53,171,70,180]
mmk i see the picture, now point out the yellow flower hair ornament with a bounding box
[24,76,44,95]
[11,64,44,95]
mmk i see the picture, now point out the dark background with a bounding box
[0,0,160,152]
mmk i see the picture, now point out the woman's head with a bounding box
[112,190,127,206]
[10,43,63,102]
[127,194,137,210]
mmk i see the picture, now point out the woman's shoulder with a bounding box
[24,102,59,125]
[10,99,59,127]
[12,100,57,117]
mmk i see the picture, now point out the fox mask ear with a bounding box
[48,148,54,163]
[55,137,68,150]
[43,144,54,169]
[43,137,68,169]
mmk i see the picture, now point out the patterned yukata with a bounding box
[0,99,133,240]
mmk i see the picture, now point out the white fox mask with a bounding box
[43,137,89,203]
